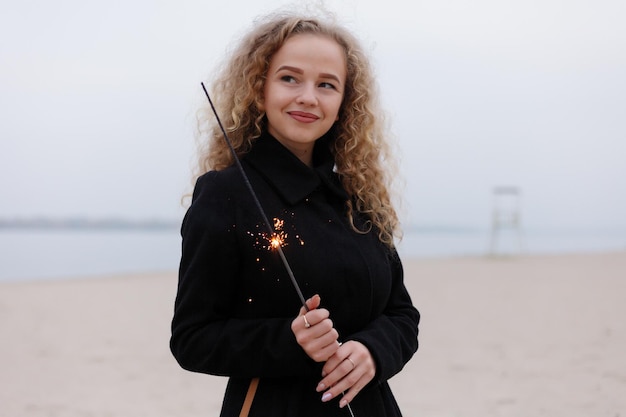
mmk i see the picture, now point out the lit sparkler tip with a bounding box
[248,219,293,251]
[270,235,283,249]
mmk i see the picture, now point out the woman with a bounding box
[170,11,420,417]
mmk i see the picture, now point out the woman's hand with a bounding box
[316,340,376,409]
[291,295,340,362]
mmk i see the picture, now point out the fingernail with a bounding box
[322,392,332,402]
[316,382,326,392]
[321,371,326,378]
[340,399,348,408]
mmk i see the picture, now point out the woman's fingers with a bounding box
[290,295,340,362]
[295,320,339,362]
[317,341,376,407]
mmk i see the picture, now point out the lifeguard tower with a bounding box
[488,186,524,255]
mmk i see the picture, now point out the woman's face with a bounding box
[262,34,346,165]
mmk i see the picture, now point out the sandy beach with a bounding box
[1,251,625,417]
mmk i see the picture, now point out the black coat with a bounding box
[170,132,420,417]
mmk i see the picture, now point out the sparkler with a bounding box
[201,83,356,417]
[200,83,308,312]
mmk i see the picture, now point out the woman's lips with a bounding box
[288,111,319,123]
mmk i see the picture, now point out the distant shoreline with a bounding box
[0,218,179,231]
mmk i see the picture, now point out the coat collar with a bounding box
[242,131,348,205]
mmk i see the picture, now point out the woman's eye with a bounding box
[319,82,336,90]
[280,75,297,83]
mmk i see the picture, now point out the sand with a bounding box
[1,251,625,417]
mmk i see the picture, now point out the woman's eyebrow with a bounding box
[276,65,303,74]
[319,72,342,85]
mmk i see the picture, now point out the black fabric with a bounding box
[170,132,420,417]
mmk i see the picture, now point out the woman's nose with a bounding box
[296,83,318,106]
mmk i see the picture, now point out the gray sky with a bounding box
[1,0,625,231]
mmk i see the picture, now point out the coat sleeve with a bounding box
[170,173,320,378]
[349,250,420,383]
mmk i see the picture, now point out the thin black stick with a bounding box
[200,82,309,312]
[202,82,357,417]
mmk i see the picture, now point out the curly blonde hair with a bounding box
[194,11,401,246]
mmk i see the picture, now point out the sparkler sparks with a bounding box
[269,234,284,249]
[247,218,293,251]
[269,218,287,249]
[265,218,289,250]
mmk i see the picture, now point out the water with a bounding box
[1,227,625,283]
[397,228,626,258]
[0,229,181,283]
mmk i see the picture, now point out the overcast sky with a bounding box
[1,0,625,231]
